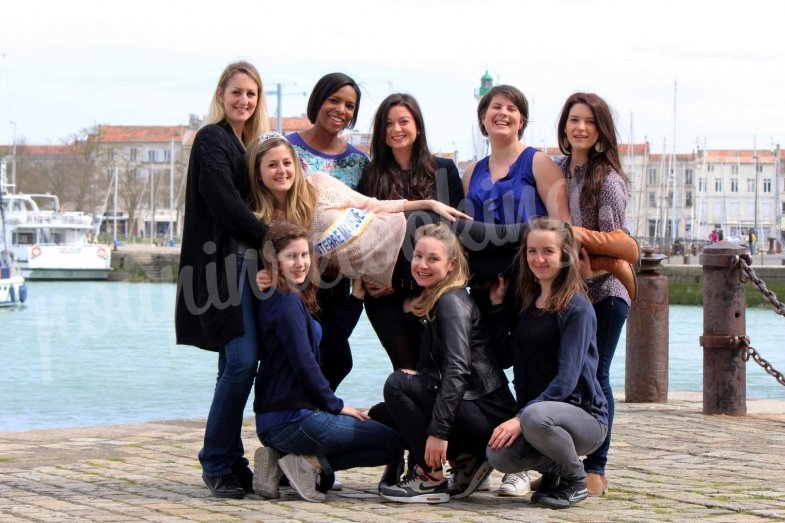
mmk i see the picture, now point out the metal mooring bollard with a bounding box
[699,241,747,415]
[625,247,669,402]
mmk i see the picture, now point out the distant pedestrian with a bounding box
[748,228,757,255]
[175,60,270,499]
[709,230,719,243]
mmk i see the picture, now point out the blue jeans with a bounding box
[199,259,259,476]
[258,411,404,475]
[583,296,629,475]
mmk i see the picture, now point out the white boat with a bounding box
[1,191,112,280]
[0,250,27,306]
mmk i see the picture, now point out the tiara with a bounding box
[258,130,286,144]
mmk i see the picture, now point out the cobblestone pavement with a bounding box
[1,392,784,522]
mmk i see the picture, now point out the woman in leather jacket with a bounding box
[377,223,517,504]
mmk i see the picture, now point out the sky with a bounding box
[2,0,784,162]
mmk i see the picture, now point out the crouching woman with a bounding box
[378,223,517,504]
[252,222,404,502]
[485,218,608,509]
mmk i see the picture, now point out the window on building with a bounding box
[730,201,739,218]
[731,178,738,192]
[684,169,693,185]
[164,149,171,162]
[698,177,707,192]
[148,150,157,162]
[649,191,656,207]
[648,220,657,238]
[707,164,714,172]
[763,178,772,193]
[685,191,692,207]
[731,164,739,174]
[747,178,755,192]
[714,178,722,192]
[757,163,764,173]
[648,169,657,185]
[129,148,138,161]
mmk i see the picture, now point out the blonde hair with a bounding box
[516,217,586,312]
[409,223,469,319]
[204,60,270,146]
[247,135,317,227]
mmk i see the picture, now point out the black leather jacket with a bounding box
[417,287,510,439]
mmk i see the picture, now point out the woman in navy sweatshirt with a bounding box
[251,222,403,503]
[486,217,608,510]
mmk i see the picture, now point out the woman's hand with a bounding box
[489,274,508,306]
[427,200,471,222]
[424,435,449,470]
[364,283,394,298]
[351,277,366,300]
[488,417,522,450]
[256,269,272,290]
[340,405,370,421]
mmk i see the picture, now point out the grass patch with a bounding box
[667,282,785,307]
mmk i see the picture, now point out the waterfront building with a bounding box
[2,118,781,248]
[544,143,784,252]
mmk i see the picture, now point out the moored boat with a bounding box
[1,190,112,280]
[0,250,26,306]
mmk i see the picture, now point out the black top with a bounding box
[175,122,268,350]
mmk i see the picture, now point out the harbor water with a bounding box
[2,281,783,432]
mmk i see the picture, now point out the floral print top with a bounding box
[557,156,631,306]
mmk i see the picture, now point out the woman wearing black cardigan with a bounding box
[175,60,269,499]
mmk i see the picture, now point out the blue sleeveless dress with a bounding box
[466,147,547,224]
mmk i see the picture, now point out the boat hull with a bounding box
[15,244,112,281]
[0,274,26,306]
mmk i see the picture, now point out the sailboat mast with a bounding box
[169,139,174,244]
[670,80,677,242]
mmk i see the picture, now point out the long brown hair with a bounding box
[516,217,586,313]
[359,93,437,201]
[261,221,319,313]
[204,60,270,146]
[556,92,630,212]
[247,133,317,227]
[409,223,469,319]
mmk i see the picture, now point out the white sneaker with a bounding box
[253,447,282,499]
[277,454,326,503]
[497,471,531,497]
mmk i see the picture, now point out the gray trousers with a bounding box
[486,401,607,481]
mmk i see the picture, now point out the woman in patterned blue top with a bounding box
[287,72,369,190]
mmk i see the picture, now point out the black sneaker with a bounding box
[232,464,254,494]
[530,473,560,504]
[202,472,245,499]
[379,468,450,504]
[448,454,493,500]
[533,478,588,509]
[378,457,405,489]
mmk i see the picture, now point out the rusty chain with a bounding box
[736,256,785,387]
